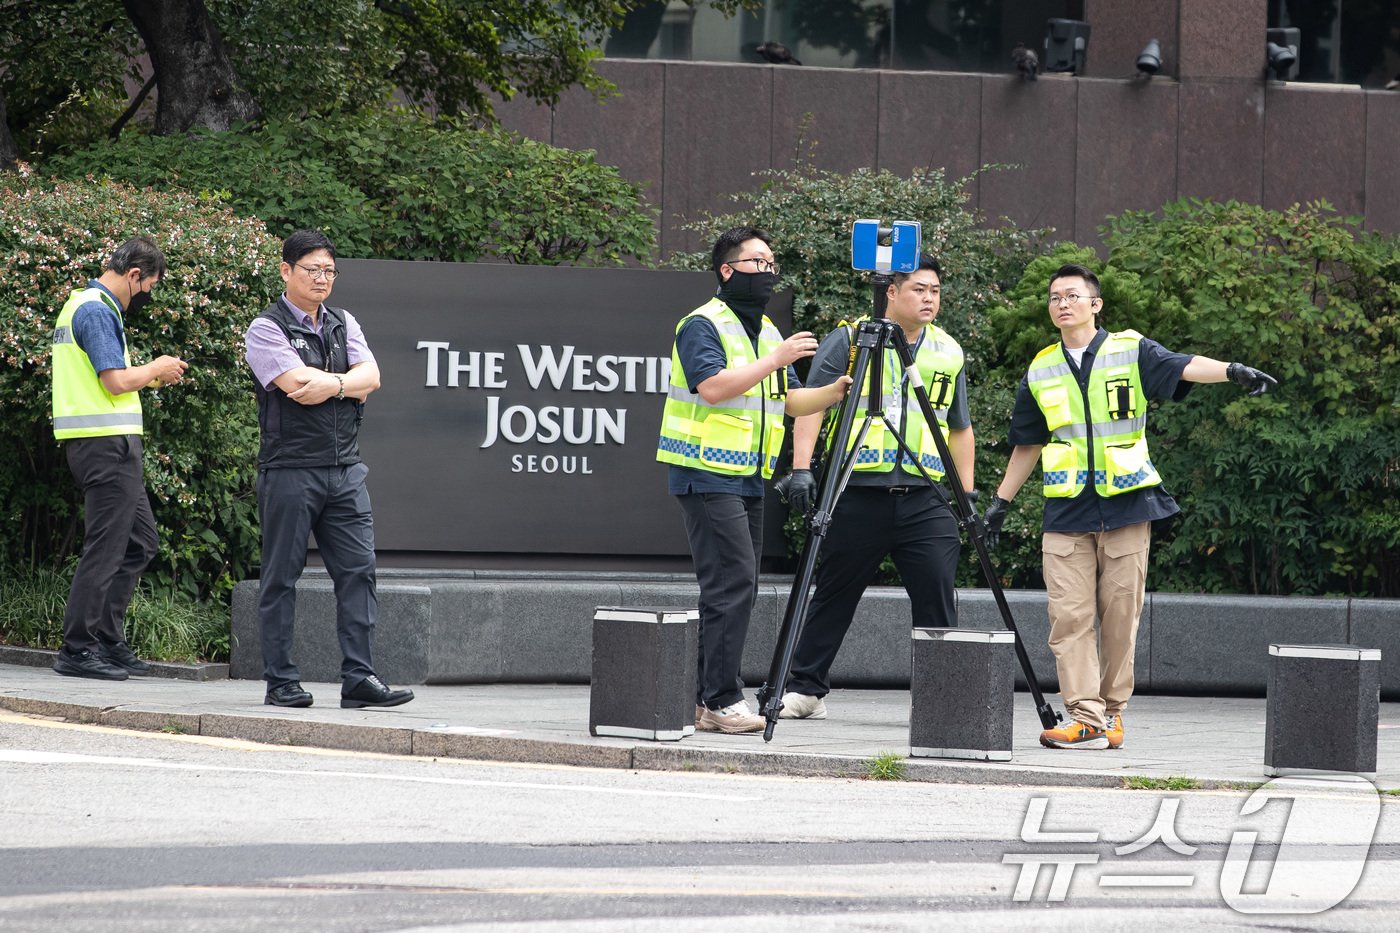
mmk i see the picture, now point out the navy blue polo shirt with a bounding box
[1007,327,1193,533]
[667,315,802,498]
[69,281,129,375]
[805,323,970,488]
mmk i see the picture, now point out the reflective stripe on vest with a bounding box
[51,287,143,439]
[1026,330,1160,499]
[829,320,964,481]
[656,298,787,479]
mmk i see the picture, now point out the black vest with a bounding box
[254,299,362,469]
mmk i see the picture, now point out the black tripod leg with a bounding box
[757,332,882,741]
[885,325,1063,729]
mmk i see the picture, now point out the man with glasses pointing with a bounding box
[244,229,413,710]
[984,263,1275,750]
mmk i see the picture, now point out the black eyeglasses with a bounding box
[295,263,339,281]
[726,256,780,276]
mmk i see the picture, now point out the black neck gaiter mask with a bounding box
[718,271,778,340]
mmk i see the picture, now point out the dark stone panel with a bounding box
[495,95,553,144]
[554,61,666,188]
[1365,91,1400,235]
[910,630,1016,760]
[1177,79,1264,204]
[1073,78,1180,247]
[1178,0,1266,80]
[1150,594,1348,692]
[876,71,983,203]
[1082,0,1180,80]
[1348,598,1400,699]
[770,66,878,173]
[554,60,667,260]
[1262,85,1366,217]
[660,62,774,257]
[977,74,1079,240]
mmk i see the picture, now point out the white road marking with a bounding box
[0,750,758,801]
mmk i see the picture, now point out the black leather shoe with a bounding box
[99,641,153,676]
[341,674,414,709]
[265,682,314,707]
[53,648,129,681]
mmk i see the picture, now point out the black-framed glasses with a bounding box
[295,263,339,281]
[726,256,780,276]
[1047,292,1094,306]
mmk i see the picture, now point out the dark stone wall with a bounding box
[497,52,1397,254]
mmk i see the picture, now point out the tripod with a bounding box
[755,274,1063,741]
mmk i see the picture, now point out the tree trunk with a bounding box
[0,88,18,170]
[121,0,260,135]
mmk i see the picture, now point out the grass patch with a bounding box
[865,750,907,781]
[1122,775,1203,791]
[0,563,229,663]
[160,722,190,735]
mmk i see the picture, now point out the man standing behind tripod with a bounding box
[658,227,850,734]
[776,254,975,720]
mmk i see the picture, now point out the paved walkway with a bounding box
[1,660,1396,790]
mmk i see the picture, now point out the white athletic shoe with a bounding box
[778,692,828,720]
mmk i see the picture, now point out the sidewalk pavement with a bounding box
[2,660,1397,791]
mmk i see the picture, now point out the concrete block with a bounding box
[229,579,432,686]
[589,607,698,741]
[1150,594,1348,693]
[910,629,1016,761]
[1264,644,1380,777]
[1348,599,1400,700]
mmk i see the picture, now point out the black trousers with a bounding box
[677,492,763,710]
[61,435,159,654]
[257,463,378,690]
[787,485,960,698]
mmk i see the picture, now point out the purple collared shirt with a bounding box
[244,295,375,390]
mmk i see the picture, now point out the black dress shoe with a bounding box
[99,641,153,676]
[341,674,414,709]
[265,682,314,707]
[53,648,129,681]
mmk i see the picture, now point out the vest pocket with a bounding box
[850,419,887,470]
[1103,436,1151,495]
[699,413,755,473]
[1040,441,1077,498]
[762,420,786,478]
[1036,384,1074,432]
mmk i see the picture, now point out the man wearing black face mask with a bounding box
[50,236,188,680]
[658,227,851,733]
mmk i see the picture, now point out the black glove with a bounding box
[982,495,1009,548]
[963,488,980,521]
[776,468,816,514]
[1227,362,1278,397]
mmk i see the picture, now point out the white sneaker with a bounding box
[695,704,717,732]
[698,699,764,734]
[778,692,827,720]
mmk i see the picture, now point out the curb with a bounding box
[0,694,1258,791]
[0,645,228,682]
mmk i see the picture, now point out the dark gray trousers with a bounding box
[61,435,158,654]
[257,463,377,690]
[678,492,763,710]
[787,485,961,698]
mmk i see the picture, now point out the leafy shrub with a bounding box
[988,199,1400,596]
[672,160,1044,584]
[45,110,658,266]
[0,563,229,662]
[0,167,282,606]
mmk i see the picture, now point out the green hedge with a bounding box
[0,168,282,603]
[45,110,658,266]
